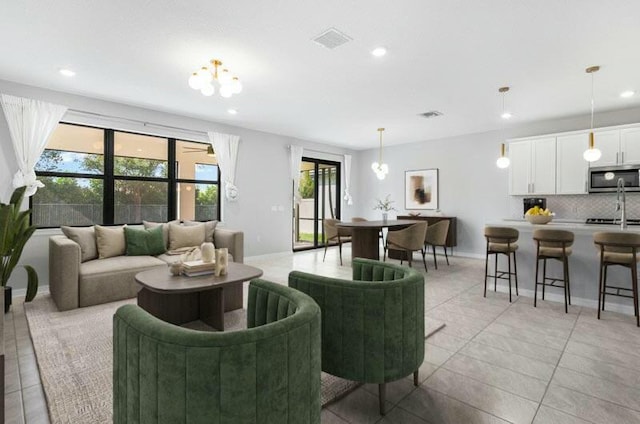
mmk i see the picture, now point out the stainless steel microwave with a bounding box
[589,165,640,193]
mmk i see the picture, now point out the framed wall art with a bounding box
[405,169,439,210]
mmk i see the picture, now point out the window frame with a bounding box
[31,122,221,228]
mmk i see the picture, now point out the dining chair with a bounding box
[384,222,429,272]
[322,218,352,265]
[423,220,450,269]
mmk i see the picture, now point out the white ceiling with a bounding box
[1,0,639,149]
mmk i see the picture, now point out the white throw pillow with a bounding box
[168,223,206,250]
[183,220,218,243]
[61,226,98,262]
[94,225,127,259]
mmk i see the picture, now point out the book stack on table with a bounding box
[182,260,216,277]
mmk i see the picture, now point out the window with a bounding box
[175,140,220,221]
[32,124,220,227]
[33,125,105,227]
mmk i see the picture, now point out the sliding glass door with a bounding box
[293,158,341,251]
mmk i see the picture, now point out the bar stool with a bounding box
[533,229,574,313]
[484,227,519,302]
[593,232,640,327]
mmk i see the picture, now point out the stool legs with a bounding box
[632,265,639,327]
[507,250,513,303]
[483,244,489,298]
[542,259,547,300]
[513,252,519,296]
[494,254,498,292]
[534,254,571,313]
[597,257,604,320]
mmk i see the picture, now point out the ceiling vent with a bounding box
[312,28,352,49]
[419,111,443,118]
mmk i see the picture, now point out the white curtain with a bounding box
[207,132,240,201]
[289,145,304,204]
[0,94,68,197]
[343,154,353,205]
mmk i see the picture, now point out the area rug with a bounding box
[24,295,360,424]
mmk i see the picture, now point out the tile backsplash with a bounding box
[510,193,640,220]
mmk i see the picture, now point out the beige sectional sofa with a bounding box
[49,226,244,311]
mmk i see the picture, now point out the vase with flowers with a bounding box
[373,195,397,223]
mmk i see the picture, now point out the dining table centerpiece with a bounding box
[374,195,397,223]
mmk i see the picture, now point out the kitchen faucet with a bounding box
[616,177,627,230]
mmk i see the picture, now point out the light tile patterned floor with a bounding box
[5,246,640,423]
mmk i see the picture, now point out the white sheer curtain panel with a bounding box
[289,145,304,204]
[343,154,353,205]
[207,131,240,201]
[0,94,68,197]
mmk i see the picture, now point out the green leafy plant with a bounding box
[373,195,397,212]
[0,186,38,302]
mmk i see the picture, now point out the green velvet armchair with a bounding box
[288,258,425,415]
[113,279,321,424]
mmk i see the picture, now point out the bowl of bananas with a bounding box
[525,206,553,224]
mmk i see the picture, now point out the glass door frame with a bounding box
[293,157,341,252]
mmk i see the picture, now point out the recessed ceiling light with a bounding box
[620,90,635,98]
[227,109,237,115]
[371,47,387,57]
[501,112,513,119]
[59,68,76,77]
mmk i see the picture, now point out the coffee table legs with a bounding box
[199,289,224,330]
[137,287,228,331]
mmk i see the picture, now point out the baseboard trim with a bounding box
[491,282,635,315]
[9,285,50,300]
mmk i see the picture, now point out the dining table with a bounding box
[337,219,423,261]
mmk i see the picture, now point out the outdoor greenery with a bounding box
[33,150,217,225]
[299,170,314,199]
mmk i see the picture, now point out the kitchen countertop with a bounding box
[492,218,640,234]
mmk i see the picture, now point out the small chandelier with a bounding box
[583,65,602,162]
[371,128,389,180]
[188,59,243,98]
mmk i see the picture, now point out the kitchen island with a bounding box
[486,219,639,315]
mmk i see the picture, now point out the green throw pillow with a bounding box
[125,226,166,256]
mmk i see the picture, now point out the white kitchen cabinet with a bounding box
[509,141,531,195]
[508,137,556,195]
[556,133,589,194]
[591,130,620,167]
[621,127,640,164]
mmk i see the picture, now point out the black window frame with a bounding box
[31,122,221,228]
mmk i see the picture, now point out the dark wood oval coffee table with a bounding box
[135,262,263,331]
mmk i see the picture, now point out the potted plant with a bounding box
[373,195,397,222]
[1,186,39,312]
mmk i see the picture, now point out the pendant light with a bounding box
[496,87,511,168]
[496,143,510,169]
[583,66,602,162]
[371,128,389,180]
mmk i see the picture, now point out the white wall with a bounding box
[353,106,640,256]
[0,79,357,289]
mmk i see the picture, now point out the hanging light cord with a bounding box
[590,71,595,131]
[378,130,383,165]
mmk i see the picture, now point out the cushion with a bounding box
[95,225,127,259]
[184,220,218,243]
[169,222,205,250]
[61,226,97,262]
[143,220,179,249]
[125,226,166,256]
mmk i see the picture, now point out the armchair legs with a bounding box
[378,370,419,416]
